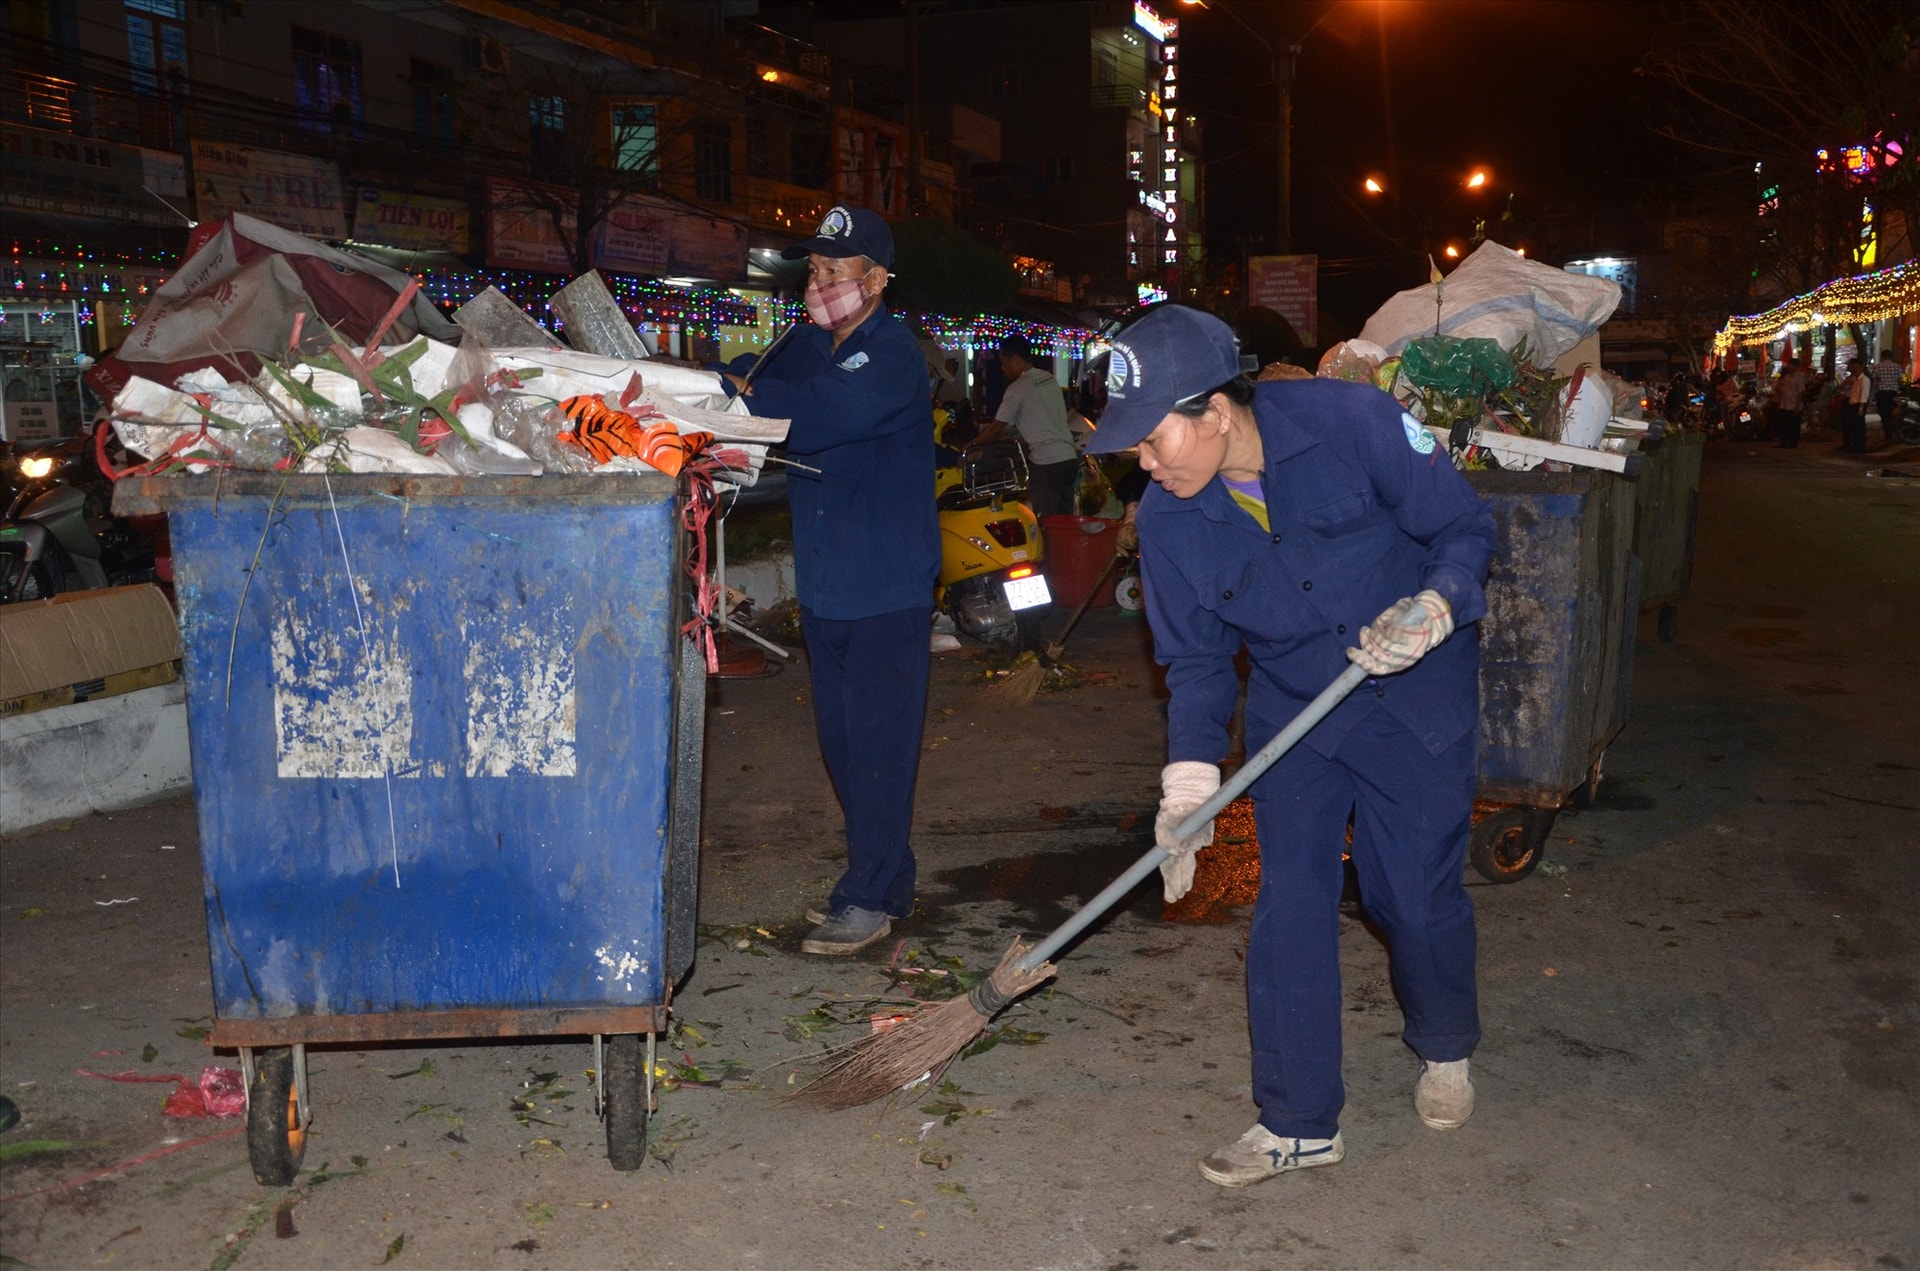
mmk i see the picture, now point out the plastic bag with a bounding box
[1399,335,1516,396]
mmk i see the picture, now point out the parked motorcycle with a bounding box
[1883,383,1920,447]
[934,439,1051,651]
[1,427,162,603]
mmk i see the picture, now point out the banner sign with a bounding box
[351,187,470,254]
[484,177,578,272]
[1248,254,1318,343]
[1,122,187,226]
[191,141,345,239]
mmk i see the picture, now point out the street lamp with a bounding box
[1361,168,1493,277]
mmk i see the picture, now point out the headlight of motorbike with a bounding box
[18,455,55,480]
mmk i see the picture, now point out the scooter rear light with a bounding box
[984,518,1027,548]
[1006,566,1034,579]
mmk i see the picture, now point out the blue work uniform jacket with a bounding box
[1139,378,1496,762]
[740,308,940,620]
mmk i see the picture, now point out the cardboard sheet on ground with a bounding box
[1358,241,1621,364]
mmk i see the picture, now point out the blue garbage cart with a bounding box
[118,473,705,1182]
[1631,430,1704,643]
[1464,468,1640,882]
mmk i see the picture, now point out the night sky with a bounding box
[784,0,1671,330]
[1178,0,1669,327]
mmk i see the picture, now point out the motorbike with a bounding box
[1,426,162,603]
[934,438,1051,652]
[1883,383,1920,447]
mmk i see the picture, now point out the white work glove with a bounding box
[1156,761,1220,903]
[1115,503,1140,555]
[1347,589,1454,676]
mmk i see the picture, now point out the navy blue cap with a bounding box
[1085,306,1250,453]
[780,204,895,268]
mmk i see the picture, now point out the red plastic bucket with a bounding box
[1040,515,1120,608]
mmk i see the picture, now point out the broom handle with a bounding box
[1044,552,1124,654]
[740,319,803,390]
[1016,661,1369,972]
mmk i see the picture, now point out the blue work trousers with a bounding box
[1247,704,1480,1140]
[800,605,930,917]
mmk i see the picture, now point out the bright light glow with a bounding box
[1444,245,1460,258]
[1134,0,1175,41]
[1466,170,1488,189]
[1515,247,1526,257]
[19,455,54,479]
[760,69,779,82]
[1364,177,1385,194]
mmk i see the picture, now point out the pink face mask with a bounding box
[804,274,872,330]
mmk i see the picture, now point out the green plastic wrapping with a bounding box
[1399,335,1516,395]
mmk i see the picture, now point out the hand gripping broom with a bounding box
[793,661,1372,1108]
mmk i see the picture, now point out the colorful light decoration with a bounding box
[1713,258,1920,355]
[11,239,1105,355]
[920,313,1103,355]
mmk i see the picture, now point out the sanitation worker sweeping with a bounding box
[797,306,1497,1192]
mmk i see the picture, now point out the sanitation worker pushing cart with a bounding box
[724,205,940,957]
[1085,306,1497,1187]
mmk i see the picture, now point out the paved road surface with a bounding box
[1,441,1914,1269]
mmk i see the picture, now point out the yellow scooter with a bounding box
[933,438,1050,652]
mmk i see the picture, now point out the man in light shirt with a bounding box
[971,333,1081,520]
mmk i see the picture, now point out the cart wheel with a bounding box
[1657,603,1679,643]
[246,1048,307,1187]
[1469,807,1555,883]
[603,1034,649,1171]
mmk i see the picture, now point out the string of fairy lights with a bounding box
[6,239,1108,355]
[1714,258,1920,356]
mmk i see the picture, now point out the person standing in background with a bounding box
[969,333,1080,520]
[1768,357,1809,449]
[1840,359,1873,454]
[1871,350,1904,445]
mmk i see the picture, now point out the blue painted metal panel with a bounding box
[1469,471,1637,805]
[164,477,683,1020]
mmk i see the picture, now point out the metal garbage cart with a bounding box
[116,473,704,1184]
[1630,429,1704,643]
[1464,468,1640,883]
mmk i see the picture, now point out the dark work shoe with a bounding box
[0,1095,19,1134]
[800,906,892,955]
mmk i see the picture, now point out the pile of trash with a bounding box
[1314,241,1650,476]
[87,214,787,484]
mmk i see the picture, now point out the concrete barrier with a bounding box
[0,681,192,834]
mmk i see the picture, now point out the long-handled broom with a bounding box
[795,660,1372,1108]
[983,552,1126,707]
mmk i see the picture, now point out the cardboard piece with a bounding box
[0,584,182,702]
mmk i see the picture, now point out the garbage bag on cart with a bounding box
[1358,240,1621,364]
[87,212,459,403]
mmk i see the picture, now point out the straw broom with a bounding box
[793,662,1371,1108]
[982,553,1126,707]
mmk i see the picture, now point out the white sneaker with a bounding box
[1414,1058,1475,1130]
[1197,1125,1345,1188]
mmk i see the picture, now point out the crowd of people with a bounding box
[1646,346,1908,451]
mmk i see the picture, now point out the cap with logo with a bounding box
[780,204,895,268]
[1085,305,1251,453]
